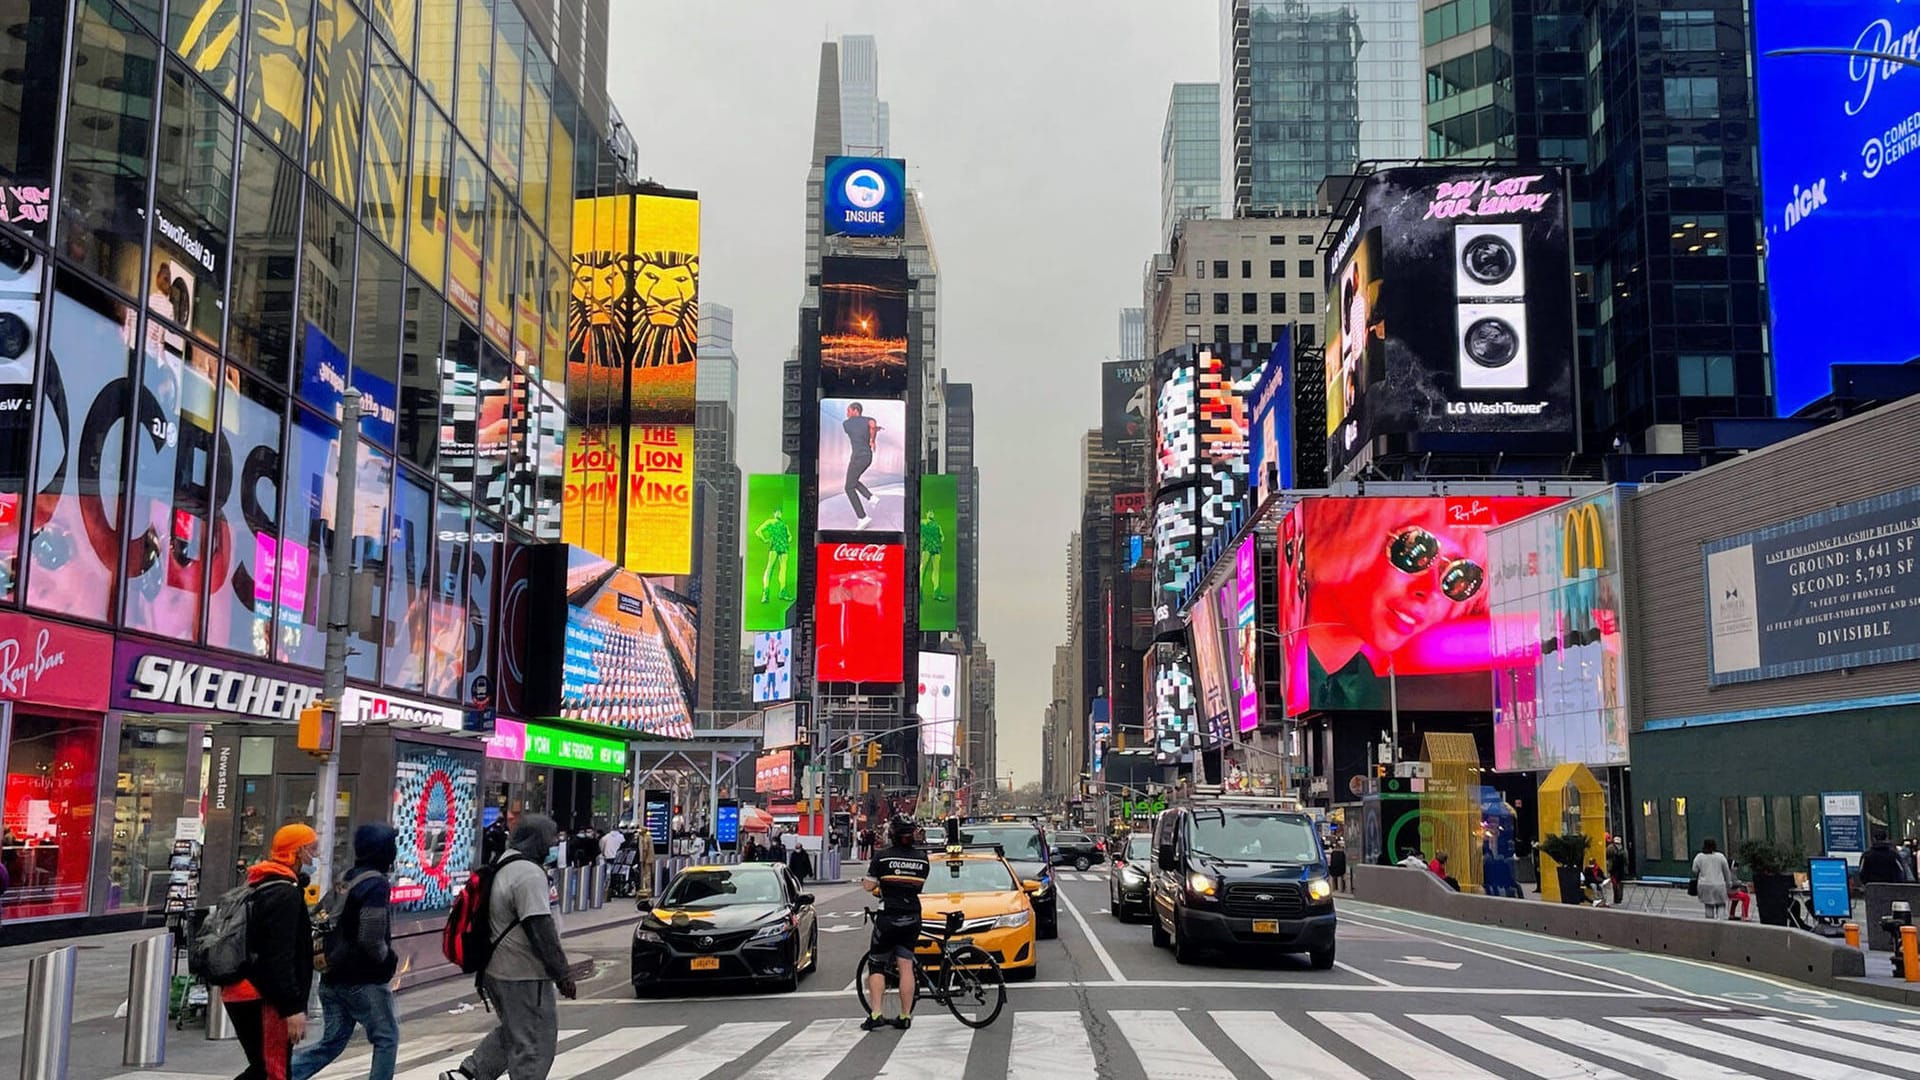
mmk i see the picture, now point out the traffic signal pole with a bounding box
[314,389,361,891]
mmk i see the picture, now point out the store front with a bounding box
[482,718,629,844]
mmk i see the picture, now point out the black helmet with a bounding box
[889,816,917,845]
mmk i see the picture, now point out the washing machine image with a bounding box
[1456,303,1530,390]
[1454,222,1526,301]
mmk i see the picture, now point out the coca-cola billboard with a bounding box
[814,542,904,683]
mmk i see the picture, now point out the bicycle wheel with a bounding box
[940,944,1006,1028]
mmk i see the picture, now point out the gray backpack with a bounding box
[190,879,294,986]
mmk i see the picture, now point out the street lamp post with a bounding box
[1253,622,1402,793]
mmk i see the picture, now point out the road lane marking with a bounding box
[1008,1010,1098,1080]
[736,1017,867,1080]
[314,1033,470,1079]
[1710,1017,1920,1071]
[1333,960,1397,987]
[1410,1013,1637,1079]
[547,1024,681,1080]
[1313,1011,1501,1078]
[876,1012,972,1080]
[1511,1016,1760,1079]
[640,1020,787,1079]
[1110,1009,1234,1079]
[1614,1016,1903,1080]
[1808,1017,1920,1046]
[1339,912,1674,1000]
[1212,1010,1368,1079]
[1055,882,1126,982]
[569,980,1647,1001]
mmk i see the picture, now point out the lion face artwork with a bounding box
[568,252,634,370]
[632,251,699,370]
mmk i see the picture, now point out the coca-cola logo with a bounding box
[833,544,889,564]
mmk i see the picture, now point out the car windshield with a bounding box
[1189,812,1322,863]
[925,858,1020,893]
[660,869,786,907]
[1126,835,1153,861]
[958,825,1045,860]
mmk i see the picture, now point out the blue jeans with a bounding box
[290,981,399,1080]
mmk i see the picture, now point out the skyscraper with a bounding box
[968,642,998,793]
[1162,82,1221,249]
[696,305,745,711]
[1119,308,1147,362]
[840,34,890,155]
[942,378,980,645]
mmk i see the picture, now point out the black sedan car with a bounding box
[631,863,818,995]
[1108,833,1154,921]
[1050,830,1106,871]
[957,822,1057,939]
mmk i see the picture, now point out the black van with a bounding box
[1148,800,1338,968]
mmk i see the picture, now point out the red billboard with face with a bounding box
[814,542,904,683]
[1279,495,1564,715]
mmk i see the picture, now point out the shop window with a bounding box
[228,128,301,382]
[348,445,394,683]
[1744,795,1765,849]
[108,724,191,913]
[408,95,452,295]
[296,183,356,411]
[3,712,103,919]
[278,407,335,668]
[391,743,481,912]
[437,319,480,500]
[154,62,237,350]
[0,0,69,241]
[0,258,45,604]
[1721,795,1743,857]
[1870,792,1893,836]
[397,277,443,473]
[122,338,218,640]
[475,344,513,510]
[206,366,286,658]
[243,0,312,156]
[308,0,366,210]
[382,468,433,691]
[1769,796,1794,848]
[1640,799,1661,861]
[362,38,411,256]
[59,0,159,296]
[1899,793,1920,842]
[1668,796,1688,859]
[353,239,406,453]
[427,498,469,699]
[277,774,352,877]
[1799,795,1823,862]
[27,272,135,623]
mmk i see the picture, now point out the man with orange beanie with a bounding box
[224,822,319,1080]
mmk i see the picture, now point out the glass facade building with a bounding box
[1161,82,1220,250]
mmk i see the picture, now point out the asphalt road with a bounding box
[104,870,1920,1079]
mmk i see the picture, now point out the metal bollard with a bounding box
[588,862,604,909]
[1903,925,1918,984]
[206,986,236,1041]
[20,945,78,1080]
[1846,922,1861,949]
[566,865,583,913]
[124,932,175,1066]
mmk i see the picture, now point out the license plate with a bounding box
[1252,920,1280,934]
[690,956,720,971]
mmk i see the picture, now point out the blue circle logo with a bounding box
[845,168,887,209]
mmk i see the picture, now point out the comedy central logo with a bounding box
[844,168,887,208]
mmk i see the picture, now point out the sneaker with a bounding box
[860,1014,891,1032]
[856,516,872,531]
[438,1070,473,1080]
[892,1015,913,1030]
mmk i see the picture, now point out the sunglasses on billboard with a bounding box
[1386,526,1485,603]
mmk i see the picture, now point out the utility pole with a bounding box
[315,389,361,890]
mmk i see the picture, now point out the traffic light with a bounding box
[1374,764,1387,779]
[866,741,883,768]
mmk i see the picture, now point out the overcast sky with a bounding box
[612,2,1218,787]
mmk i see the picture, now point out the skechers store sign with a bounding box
[1705,483,1920,685]
[112,641,321,720]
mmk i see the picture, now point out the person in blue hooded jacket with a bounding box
[293,823,401,1080]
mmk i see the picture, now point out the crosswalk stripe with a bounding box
[1212,1011,1367,1079]
[1411,1014,1637,1080]
[1110,1009,1234,1080]
[736,1017,868,1080]
[1614,1017,1903,1080]
[877,1013,974,1080]
[1312,1011,1500,1078]
[1511,1016,1760,1079]
[1713,1017,1920,1072]
[1008,1010,1098,1080]
[1807,1018,1920,1047]
[314,1032,470,1078]
[394,1051,470,1080]
[547,1024,682,1080]
[639,1021,788,1079]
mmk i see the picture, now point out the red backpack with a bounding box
[442,852,525,974]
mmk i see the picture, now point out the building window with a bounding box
[1641,800,1662,861]
[1241,259,1252,278]
[1212,324,1229,343]
[3,712,104,919]
[1298,324,1317,346]
[1670,213,1728,255]
[1672,284,1730,324]
[1271,292,1287,315]
[1271,324,1287,343]
[1241,292,1258,314]
[1212,260,1229,278]
[1678,353,1735,396]
[1184,292,1201,314]
[1269,235,1285,245]
[1213,292,1230,315]
[1195,260,1205,279]
[1666,145,1724,188]
[1663,77,1720,119]
[1298,260,1315,279]
[1185,325,1201,341]
[1270,259,1286,278]
[1298,292,1316,314]
[1242,324,1259,344]
[1660,10,1716,51]
[1298,235,1312,245]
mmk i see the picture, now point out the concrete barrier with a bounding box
[1351,863,1866,989]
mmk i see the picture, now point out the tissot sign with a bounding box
[112,640,322,720]
[341,687,462,731]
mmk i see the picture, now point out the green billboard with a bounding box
[523,723,626,774]
[919,474,958,631]
[744,473,801,631]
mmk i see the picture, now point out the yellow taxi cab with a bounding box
[914,847,1041,981]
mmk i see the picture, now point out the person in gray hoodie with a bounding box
[441,814,577,1080]
[294,823,400,1080]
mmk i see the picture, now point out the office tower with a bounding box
[968,642,998,791]
[696,305,746,711]
[942,378,980,645]
[840,34,891,155]
[1144,216,1335,356]
[1120,308,1147,362]
[1162,82,1221,249]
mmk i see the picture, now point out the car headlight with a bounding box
[996,910,1031,929]
[1121,866,1147,882]
[633,928,664,944]
[1307,877,1333,901]
[1187,871,1218,897]
[749,920,792,942]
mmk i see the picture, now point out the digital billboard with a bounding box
[1488,490,1631,771]
[917,650,959,757]
[1154,357,1197,485]
[1757,1,1920,415]
[819,256,909,394]
[919,475,958,631]
[761,701,801,749]
[817,398,907,533]
[1149,644,1197,762]
[1102,359,1151,450]
[389,743,481,913]
[756,750,794,799]
[814,542,905,683]
[1152,487,1199,613]
[823,156,908,238]
[1188,585,1234,746]
[1234,537,1261,732]
[622,423,694,575]
[1279,495,1566,715]
[1323,167,1576,478]
[1247,331,1295,502]
[752,629,794,703]
[557,546,697,738]
[744,473,801,631]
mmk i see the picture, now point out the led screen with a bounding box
[558,546,696,737]
[822,156,907,238]
[917,650,959,757]
[1247,331,1294,502]
[1279,495,1566,715]
[761,702,801,748]
[389,743,481,913]
[814,542,904,683]
[1154,359,1197,485]
[1150,645,1196,762]
[1187,587,1233,747]
[752,629,794,703]
[819,256,908,394]
[817,397,906,533]
[1234,537,1261,732]
[1102,359,1150,450]
[756,750,794,798]
[744,474,801,631]
[918,475,958,631]
[1152,487,1199,611]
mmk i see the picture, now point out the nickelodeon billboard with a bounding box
[562,190,700,574]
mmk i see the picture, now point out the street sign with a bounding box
[1394,762,1432,779]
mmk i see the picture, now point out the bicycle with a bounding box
[855,908,1007,1028]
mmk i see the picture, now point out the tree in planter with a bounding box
[1737,839,1805,926]
[1539,833,1592,905]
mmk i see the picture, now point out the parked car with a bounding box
[631,863,819,995]
[1108,833,1155,921]
[1050,831,1105,871]
[1148,800,1337,969]
[956,821,1058,938]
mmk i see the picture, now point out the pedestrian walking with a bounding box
[1329,845,1348,891]
[440,815,579,1080]
[1605,836,1628,906]
[1862,831,1912,884]
[789,840,814,887]
[293,824,400,1080]
[224,823,318,1080]
[598,824,625,863]
[1691,838,1737,919]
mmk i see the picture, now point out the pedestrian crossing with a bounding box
[156,1007,1920,1080]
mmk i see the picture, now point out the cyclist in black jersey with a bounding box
[861,817,929,1031]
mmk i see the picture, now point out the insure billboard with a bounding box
[744,474,801,631]
[917,650,959,757]
[1323,167,1576,478]
[1102,359,1151,450]
[1488,490,1631,771]
[1704,483,1920,685]
[1247,330,1295,502]
[823,156,908,238]
[1279,495,1566,714]
[919,475,958,631]
[819,256,909,395]
[818,398,907,533]
[1757,0,1920,415]
[557,546,696,738]
[752,629,794,703]
[814,542,905,683]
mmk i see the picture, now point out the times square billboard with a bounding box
[1323,167,1577,478]
[1149,345,1262,621]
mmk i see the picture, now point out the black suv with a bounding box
[1148,802,1336,968]
[1049,831,1105,871]
[956,821,1058,939]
